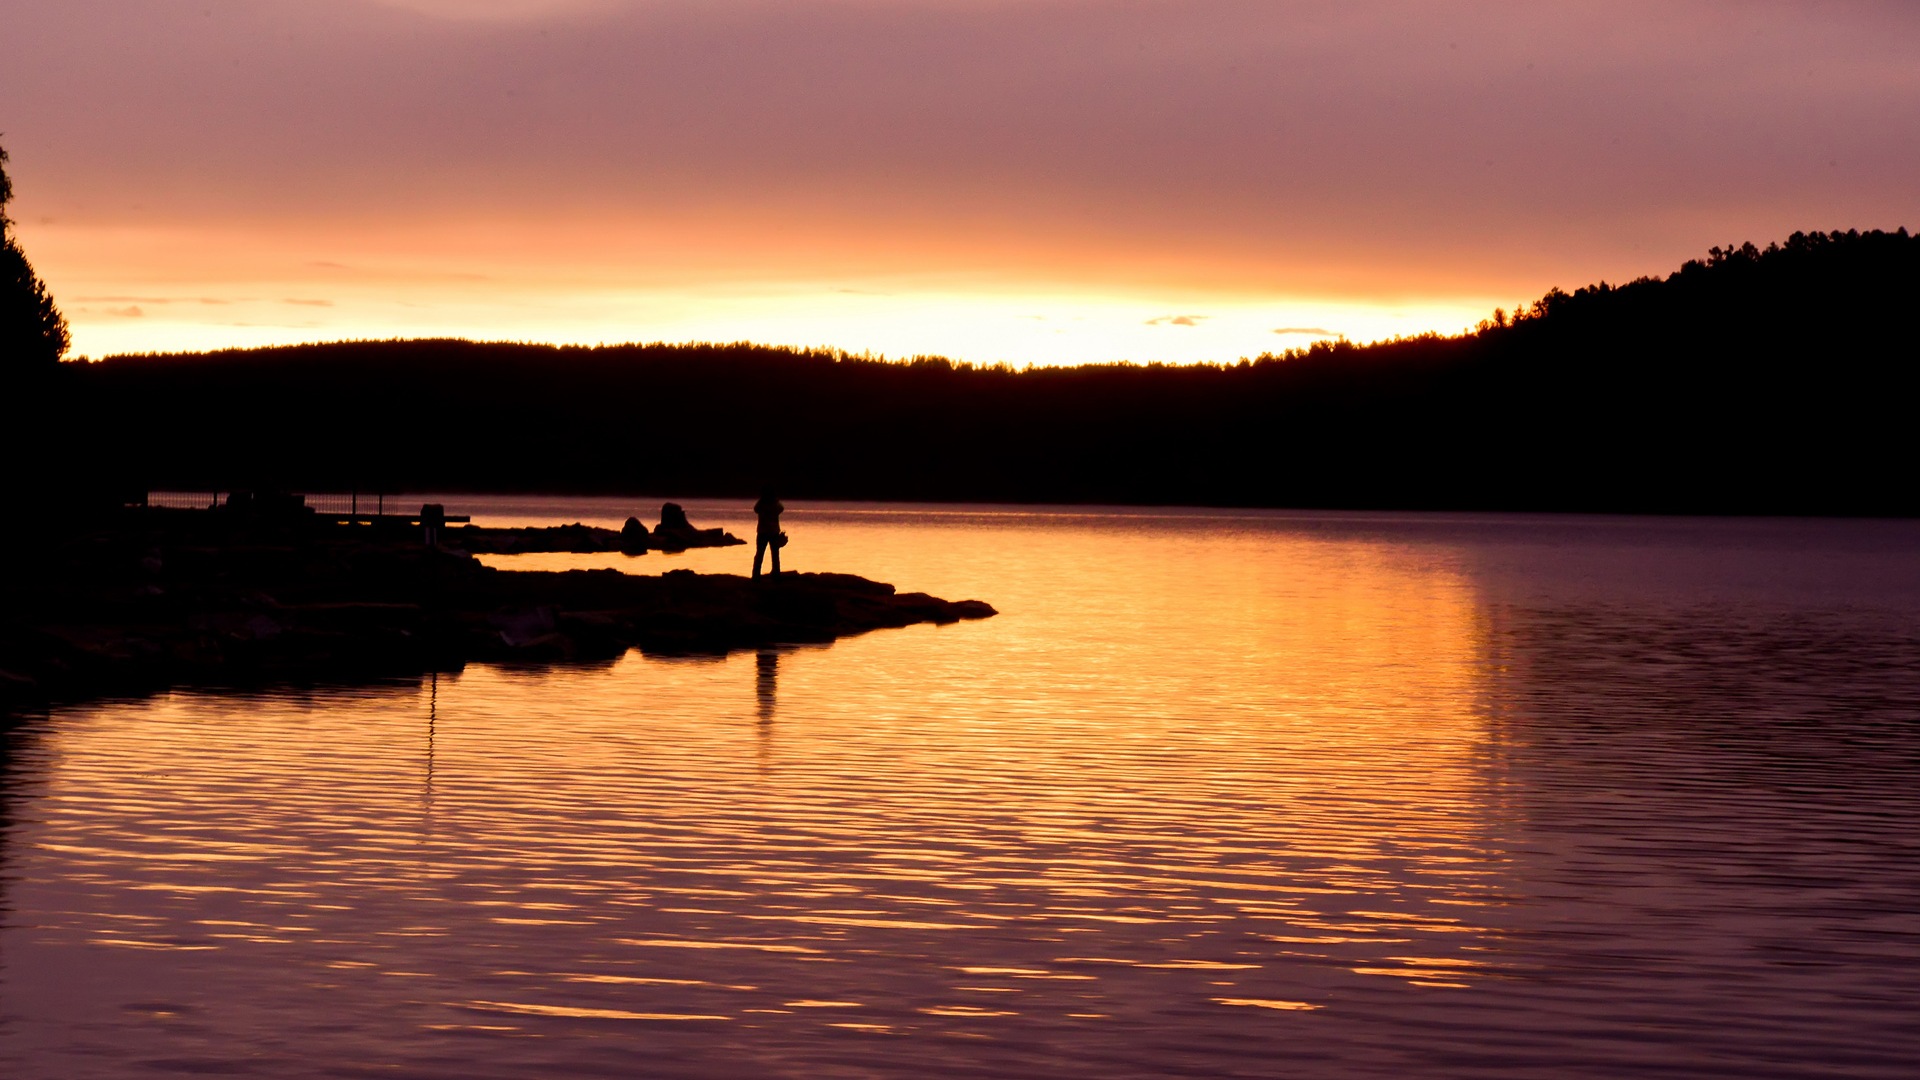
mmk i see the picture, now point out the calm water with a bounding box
[3,503,1918,1079]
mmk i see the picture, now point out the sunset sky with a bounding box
[5,1,1915,366]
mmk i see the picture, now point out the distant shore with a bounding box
[10,229,1913,517]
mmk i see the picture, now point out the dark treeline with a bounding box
[0,141,71,370]
[11,228,1917,514]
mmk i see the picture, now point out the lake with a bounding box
[3,501,1918,1079]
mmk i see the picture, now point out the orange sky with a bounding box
[5,1,1916,365]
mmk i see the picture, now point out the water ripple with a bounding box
[3,508,1917,1079]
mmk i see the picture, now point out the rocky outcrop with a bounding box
[650,502,739,552]
[453,505,744,555]
[619,516,650,554]
[0,509,993,714]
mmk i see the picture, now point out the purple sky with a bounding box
[5,1,1915,362]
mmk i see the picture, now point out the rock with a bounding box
[649,503,746,552]
[620,516,650,554]
[558,522,601,553]
[451,519,738,555]
[0,507,991,712]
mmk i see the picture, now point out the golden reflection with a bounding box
[422,671,437,836]
[562,975,758,989]
[489,917,595,926]
[739,914,976,930]
[12,508,1533,1060]
[1214,998,1320,1011]
[615,939,821,953]
[88,939,219,951]
[920,1005,1018,1017]
[465,1001,730,1022]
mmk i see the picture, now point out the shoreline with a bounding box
[0,509,995,717]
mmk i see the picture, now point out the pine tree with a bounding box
[0,139,70,368]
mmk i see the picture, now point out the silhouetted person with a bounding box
[752,491,785,579]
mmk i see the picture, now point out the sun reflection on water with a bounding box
[9,509,1915,1077]
[2,514,1516,1073]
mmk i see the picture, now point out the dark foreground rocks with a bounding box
[0,509,993,714]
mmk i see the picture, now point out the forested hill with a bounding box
[21,228,1920,515]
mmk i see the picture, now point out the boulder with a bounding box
[619,516,650,555]
[651,502,743,551]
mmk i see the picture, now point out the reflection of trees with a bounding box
[1464,598,1920,1065]
[0,716,48,921]
[1484,603,1920,789]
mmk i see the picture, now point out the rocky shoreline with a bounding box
[450,501,750,555]
[451,521,741,555]
[0,508,995,715]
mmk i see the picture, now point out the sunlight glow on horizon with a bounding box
[35,220,1507,365]
[9,1,1913,366]
[55,285,1501,367]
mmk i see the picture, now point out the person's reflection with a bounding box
[756,650,779,721]
[755,649,778,774]
[423,671,437,826]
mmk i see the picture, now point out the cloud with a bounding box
[17,0,1920,348]
[77,295,234,306]
[283,298,335,307]
[368,0,618,22]
[1271,326,1339,337]
[106,305,145,318]
[1146,315,1208,327]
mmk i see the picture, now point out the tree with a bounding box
[0,139,70,368]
